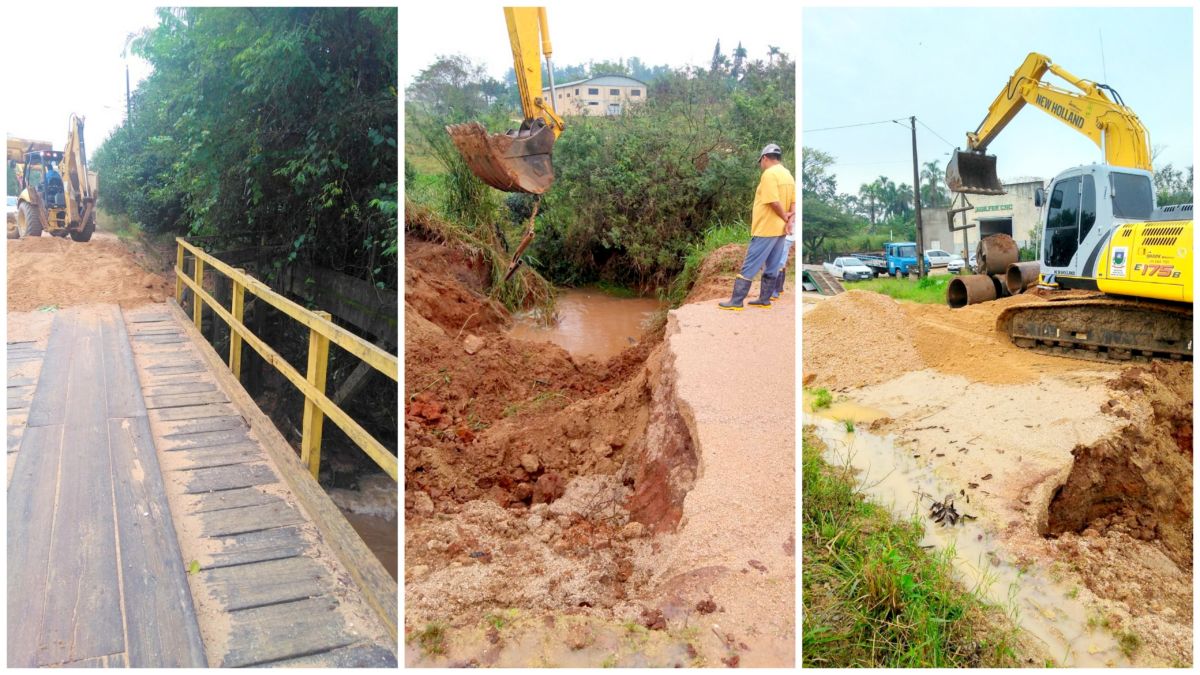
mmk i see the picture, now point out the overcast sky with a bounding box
[400,1,799,96]
[3,4,159,148]
[803,6,1193,195]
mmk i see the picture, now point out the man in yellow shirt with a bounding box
[719,144,796,310]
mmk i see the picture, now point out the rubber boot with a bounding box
[771,267,785,299]
[748,273,776,308]
[719,277,752,311]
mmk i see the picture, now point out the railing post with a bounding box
[175,241,185,303]
[300,311,331,479]
[192,256,205,329]
[229,269,246,379]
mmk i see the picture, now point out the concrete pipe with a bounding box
[947,274,998,308]
[975,234,1018,275]
[991,273,1010,298]
[1005,261,1041,295]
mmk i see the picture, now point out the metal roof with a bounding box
[543,75,647,92]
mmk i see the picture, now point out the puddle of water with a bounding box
[802,390,889,425]
[508,288,663,361]
[809,418,1130,667]
[340,509,397,580]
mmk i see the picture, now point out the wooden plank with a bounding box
[219,596,356,667]
[26,310,77,428]
[107,417,207,667]
[7,425,65,667]
[270,641,398,668]
[148,402,239,423]
[203,525,309,569]
[144,390,230,410]
[39,312,123,666]
[100,307,148,419]
[199,500,307,537]
[159,415,247,438]
[143,381,219,397]
[161,444,263,471]
[200,556,328,611]
[187,486,282,514]
[159,428,254,451]
[8,376,38,387]
[107,653,126,668]
[165,300,398,639]
[182,462,276,494]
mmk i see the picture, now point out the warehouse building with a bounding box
[541,75,648,116]
[923,177,1045,259]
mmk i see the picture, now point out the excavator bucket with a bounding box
[946,150,1005,195]
[446,121,557,194]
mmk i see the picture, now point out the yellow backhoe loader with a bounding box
[14,114,97,242]
[446,6,564,195]
[945,53,1192,362]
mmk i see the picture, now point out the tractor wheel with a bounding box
[69,218,96,242]
[19,202,43,237]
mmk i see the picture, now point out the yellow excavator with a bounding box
[13,114,97,242]
[946,52,1192,362]
[446,7,565,281]
[446,6,564,195]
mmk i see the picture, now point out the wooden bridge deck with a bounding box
[7,303,396,667]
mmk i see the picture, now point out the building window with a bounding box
[607,103,621,115]
[610,88,620,95]
[588,101,599,106]
[588,87,599,95]
[575,88,579,95]
[631,89,641,96]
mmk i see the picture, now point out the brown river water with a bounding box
[507,288,664,361]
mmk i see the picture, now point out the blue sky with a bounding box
[803,7,1193,196]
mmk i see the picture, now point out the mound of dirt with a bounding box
[684,243,745,303]
[405,237,507,335]
[7,232,172,311]
[802,290,921,389]
[1045,362,1193,570]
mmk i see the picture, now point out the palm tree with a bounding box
[920,160,947,207]
[732,43,748,79]
[767,45,781,66]
[858,182,881,229]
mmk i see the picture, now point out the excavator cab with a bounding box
[946,149,1004,195]
[448,7,564,195]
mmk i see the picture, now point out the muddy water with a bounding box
[807,411,1132,667]
[508,288,663,361]
[340,509,398,580]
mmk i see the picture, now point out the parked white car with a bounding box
[823,256,874,281]
[924,249,955,267]
[946,253,965,273]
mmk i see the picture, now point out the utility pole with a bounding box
[910,116,925,278]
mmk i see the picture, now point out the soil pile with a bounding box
[802,290,919,389]
[7,232,172,311]
[684,243,745,303]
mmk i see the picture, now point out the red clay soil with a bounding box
[403,234,677,528]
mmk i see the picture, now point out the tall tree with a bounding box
[710,39,724,75]
[920,159,947,207]
[731,42,747,79]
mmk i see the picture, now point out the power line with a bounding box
[803,118,903,134]
[916,118,958,149]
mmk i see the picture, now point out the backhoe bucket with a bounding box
[446,121,556,194]
[946,150,1005,195]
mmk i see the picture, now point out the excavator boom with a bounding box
[947,52,1151,195]
[446,6,564,194]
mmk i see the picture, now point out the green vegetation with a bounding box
[807,387,833,411]
[411,622,448,656]
[666,221,749,305]
[840,418,855,433]
[406,46,794,292]
[91,8,397,290]
[1118,631,1142,658]
[802,428,1022,667]
[844,275,949,304]
[484,609,519,630]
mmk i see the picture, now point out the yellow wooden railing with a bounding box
[175,238,398,481]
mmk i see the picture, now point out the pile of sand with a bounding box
[7,232,172,311]
[802,290,921,389]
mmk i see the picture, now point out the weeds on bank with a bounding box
[667,221,751,306]
[802,427,1023,667]
[844,275,949,304]
[411,622,448,656]
[806,387,833,411]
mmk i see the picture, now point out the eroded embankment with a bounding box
[802,289,1193,666]
[404,233,713,665]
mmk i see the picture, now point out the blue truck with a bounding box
[853,242,924,278]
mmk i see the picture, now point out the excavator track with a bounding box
[996,296,1193,363]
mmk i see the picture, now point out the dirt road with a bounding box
[7,231,172,311]
[803,290,1192,666]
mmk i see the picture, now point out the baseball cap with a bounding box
[759,143,783,158]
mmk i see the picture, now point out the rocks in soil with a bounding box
[533,472,565,504]
[696,598,717,614]
[413,491,435,516]
[641,607,667,630]
[463,334,485,355]
[520,453,540,474]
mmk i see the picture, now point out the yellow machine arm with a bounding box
[446,6,564,194]
[949,52,1152,194]
[59,114,95,229]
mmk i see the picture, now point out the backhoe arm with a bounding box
[506,6,564,138]
[949,52,1152,194]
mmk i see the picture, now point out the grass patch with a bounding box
[802,427,1023,667]
[484,608,519,630]
[840,418,855,433]
[1117,631,1141,658]
[410,621,448,656]
[94,206,142,241]
[807,387,833,411]
[843,275,950,304]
